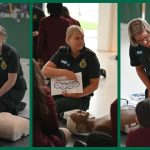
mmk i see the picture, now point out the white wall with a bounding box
[97,3,117,52]
[43,3,48,17]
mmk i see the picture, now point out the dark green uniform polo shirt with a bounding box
[129,44,150,77]
[50,46,100,96]
[0,44,27,90]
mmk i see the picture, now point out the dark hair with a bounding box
[62,6,69,17]
[33,59,50,122]
[47,3,63,17]
[135,99,150,127]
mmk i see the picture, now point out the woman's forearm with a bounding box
[42,66,66,78]
[42,61,76,80]
[0,73,17,97]
[80,79,99,97]
[136,65,150,89]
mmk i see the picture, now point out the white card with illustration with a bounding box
[51,72,83,96]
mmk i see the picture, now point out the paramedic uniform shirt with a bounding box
[50,46,100,96]
[0,44,27,90]
[129,44,150,77]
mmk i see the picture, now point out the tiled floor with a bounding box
[89,51,117,118]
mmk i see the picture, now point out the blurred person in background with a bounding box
[37,3,70,67]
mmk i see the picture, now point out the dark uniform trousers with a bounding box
[53,95,91,114]
[145,76,150,98]
[0,88,26,115]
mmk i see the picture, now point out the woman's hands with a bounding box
[63,69,77,80]
[62,78,100,98]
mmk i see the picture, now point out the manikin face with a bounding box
[69,111,89,133]
[134,30,150,48]
[70,110,89,124]
[68,31,84,52]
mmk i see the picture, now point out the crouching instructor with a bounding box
[0,25,27,115]
[42,25,100,115]
[128,18,150,98]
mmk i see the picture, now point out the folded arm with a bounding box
[0,73,17,97]
[42,61,76,80]
[136,65,150,89]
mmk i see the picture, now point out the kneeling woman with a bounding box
[0,25,27,115]
[42,25,100,115]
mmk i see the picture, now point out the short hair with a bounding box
[0,25,6,42]
[62,6,70,17]
[65,25,84,45]
[47,3,63,17]
[128,18,150,47]
[135,99,150,127]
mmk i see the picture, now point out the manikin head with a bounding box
[67,110,89,133]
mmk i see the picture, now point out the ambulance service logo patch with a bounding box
[33,14,37,20]
[79,59,87,68]
[1,61,7,70]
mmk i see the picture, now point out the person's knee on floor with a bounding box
[0,103,9,113]
[12,102,26,115]
[55,97,82,117]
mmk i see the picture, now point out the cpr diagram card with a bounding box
[51,72,83,96]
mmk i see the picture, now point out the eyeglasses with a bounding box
[136,34,150,45]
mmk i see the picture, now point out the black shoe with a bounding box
[19,102,26,111]
[12,102,26,115]
[74,140,87,147]
[100,69,106,78]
